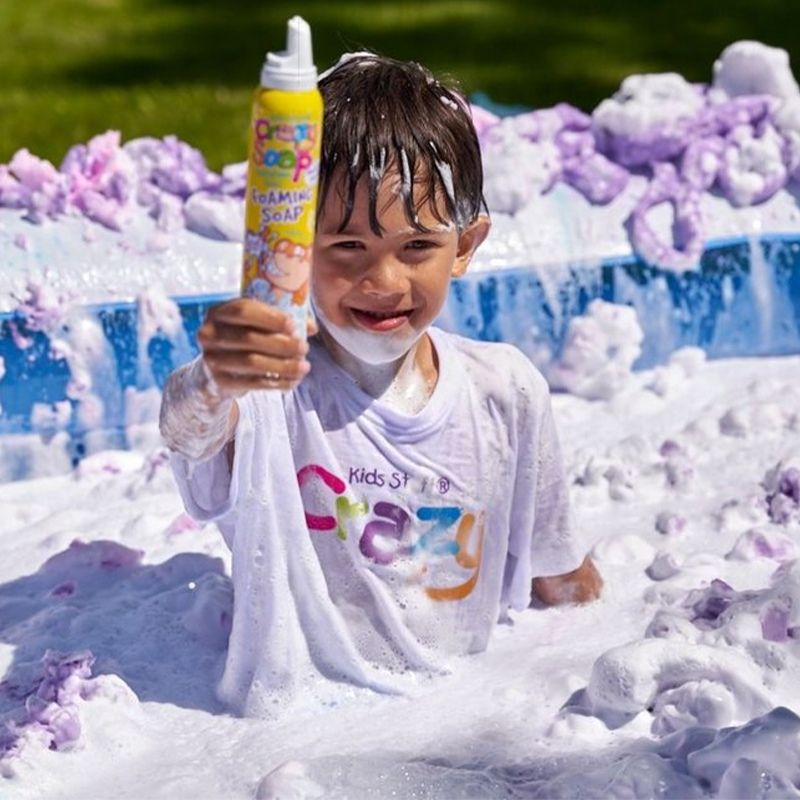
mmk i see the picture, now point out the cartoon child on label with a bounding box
[246,236,311,311]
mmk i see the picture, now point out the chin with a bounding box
[330,321,425,366]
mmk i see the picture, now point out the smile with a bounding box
[350,307,414,332]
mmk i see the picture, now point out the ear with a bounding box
[452,215,491,277]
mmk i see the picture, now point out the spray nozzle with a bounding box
[261,15,318,91]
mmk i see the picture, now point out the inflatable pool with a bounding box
[2,232,800,433]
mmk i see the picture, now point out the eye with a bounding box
[333,240,365,250]
[406,239,438,251]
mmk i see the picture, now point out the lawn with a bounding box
[2,0,799,170]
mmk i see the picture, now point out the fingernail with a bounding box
[299,360,311,375]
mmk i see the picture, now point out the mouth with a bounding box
[349,307,414,332]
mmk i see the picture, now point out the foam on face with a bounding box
[312,299,427,371]
[312,301,433,415]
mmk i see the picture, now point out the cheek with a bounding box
[311,259,350,308]
[311,248,331,288]
[418,259,456,299]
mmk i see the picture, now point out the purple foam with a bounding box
[1,650,97,761]
[760,601,791,642]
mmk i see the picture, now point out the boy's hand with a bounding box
[532,556,603,606]
[197,298,311,397]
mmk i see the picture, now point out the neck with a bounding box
[320,327,438,415]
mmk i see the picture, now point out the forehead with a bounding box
[318,166,453,234]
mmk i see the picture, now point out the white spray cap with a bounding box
[260,16,318,91]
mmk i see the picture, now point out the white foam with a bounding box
[713,40,800,101]
[4,353,800,796]
[548,299,644,400]
[593,72,703,140]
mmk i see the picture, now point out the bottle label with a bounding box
[242,98,322,336]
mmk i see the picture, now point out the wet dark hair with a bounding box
[317,53,486,234]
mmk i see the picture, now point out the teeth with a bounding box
[361,309,408,319]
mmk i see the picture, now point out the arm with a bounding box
[524,377,602,605]
[159,356,239,462]
[158,298,310,462]
[532,555,603,606]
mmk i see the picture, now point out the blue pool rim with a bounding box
[1,232,800,445]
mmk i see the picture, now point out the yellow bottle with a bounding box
[241,16,323,340]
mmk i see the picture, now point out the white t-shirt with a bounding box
[171,327,582,715]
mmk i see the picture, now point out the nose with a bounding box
[358,255,409,297]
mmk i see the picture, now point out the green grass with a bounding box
[2,0,799,170]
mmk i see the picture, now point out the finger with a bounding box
[213,372,302,394]
[205,352,311,381]
[306,314,319,337]
[200,324,308,358]
[207,298,295,334]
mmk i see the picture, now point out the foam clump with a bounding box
[571,557,800,778]
[593,72,704,167]
[480,104,628,215]
[0,649,136,774]
[762,461,800,524]
[548,299,643,399]
[647,347,707,397]
[124,135,221,199]
[183,191,244,241]
[655,511,687,536]
[585,637,771,725]
[541,709,798,798]
[481,121,561,213]
[12,282,73,334]
[646,552,682,581]
[713,41,800,101]
[474,40,800,270]
[5,275,203,455]
[659,438,696,489]
[726,527,797,562]
[0,131,244,241]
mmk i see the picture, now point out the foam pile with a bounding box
[1,319,800,796]
[0,650,127,777]
[0,132,245,242]
[1,41,799,289]
[547,299,644,399]
[478,40,800,270]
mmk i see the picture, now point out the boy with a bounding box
[160,55,601,714]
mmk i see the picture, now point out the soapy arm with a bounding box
[159,356,239,462]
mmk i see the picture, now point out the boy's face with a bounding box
[312,169,488,362]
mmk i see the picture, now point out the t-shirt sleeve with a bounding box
[170,443,238,522]
[504,368,584,610]
[169,392,260,546]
